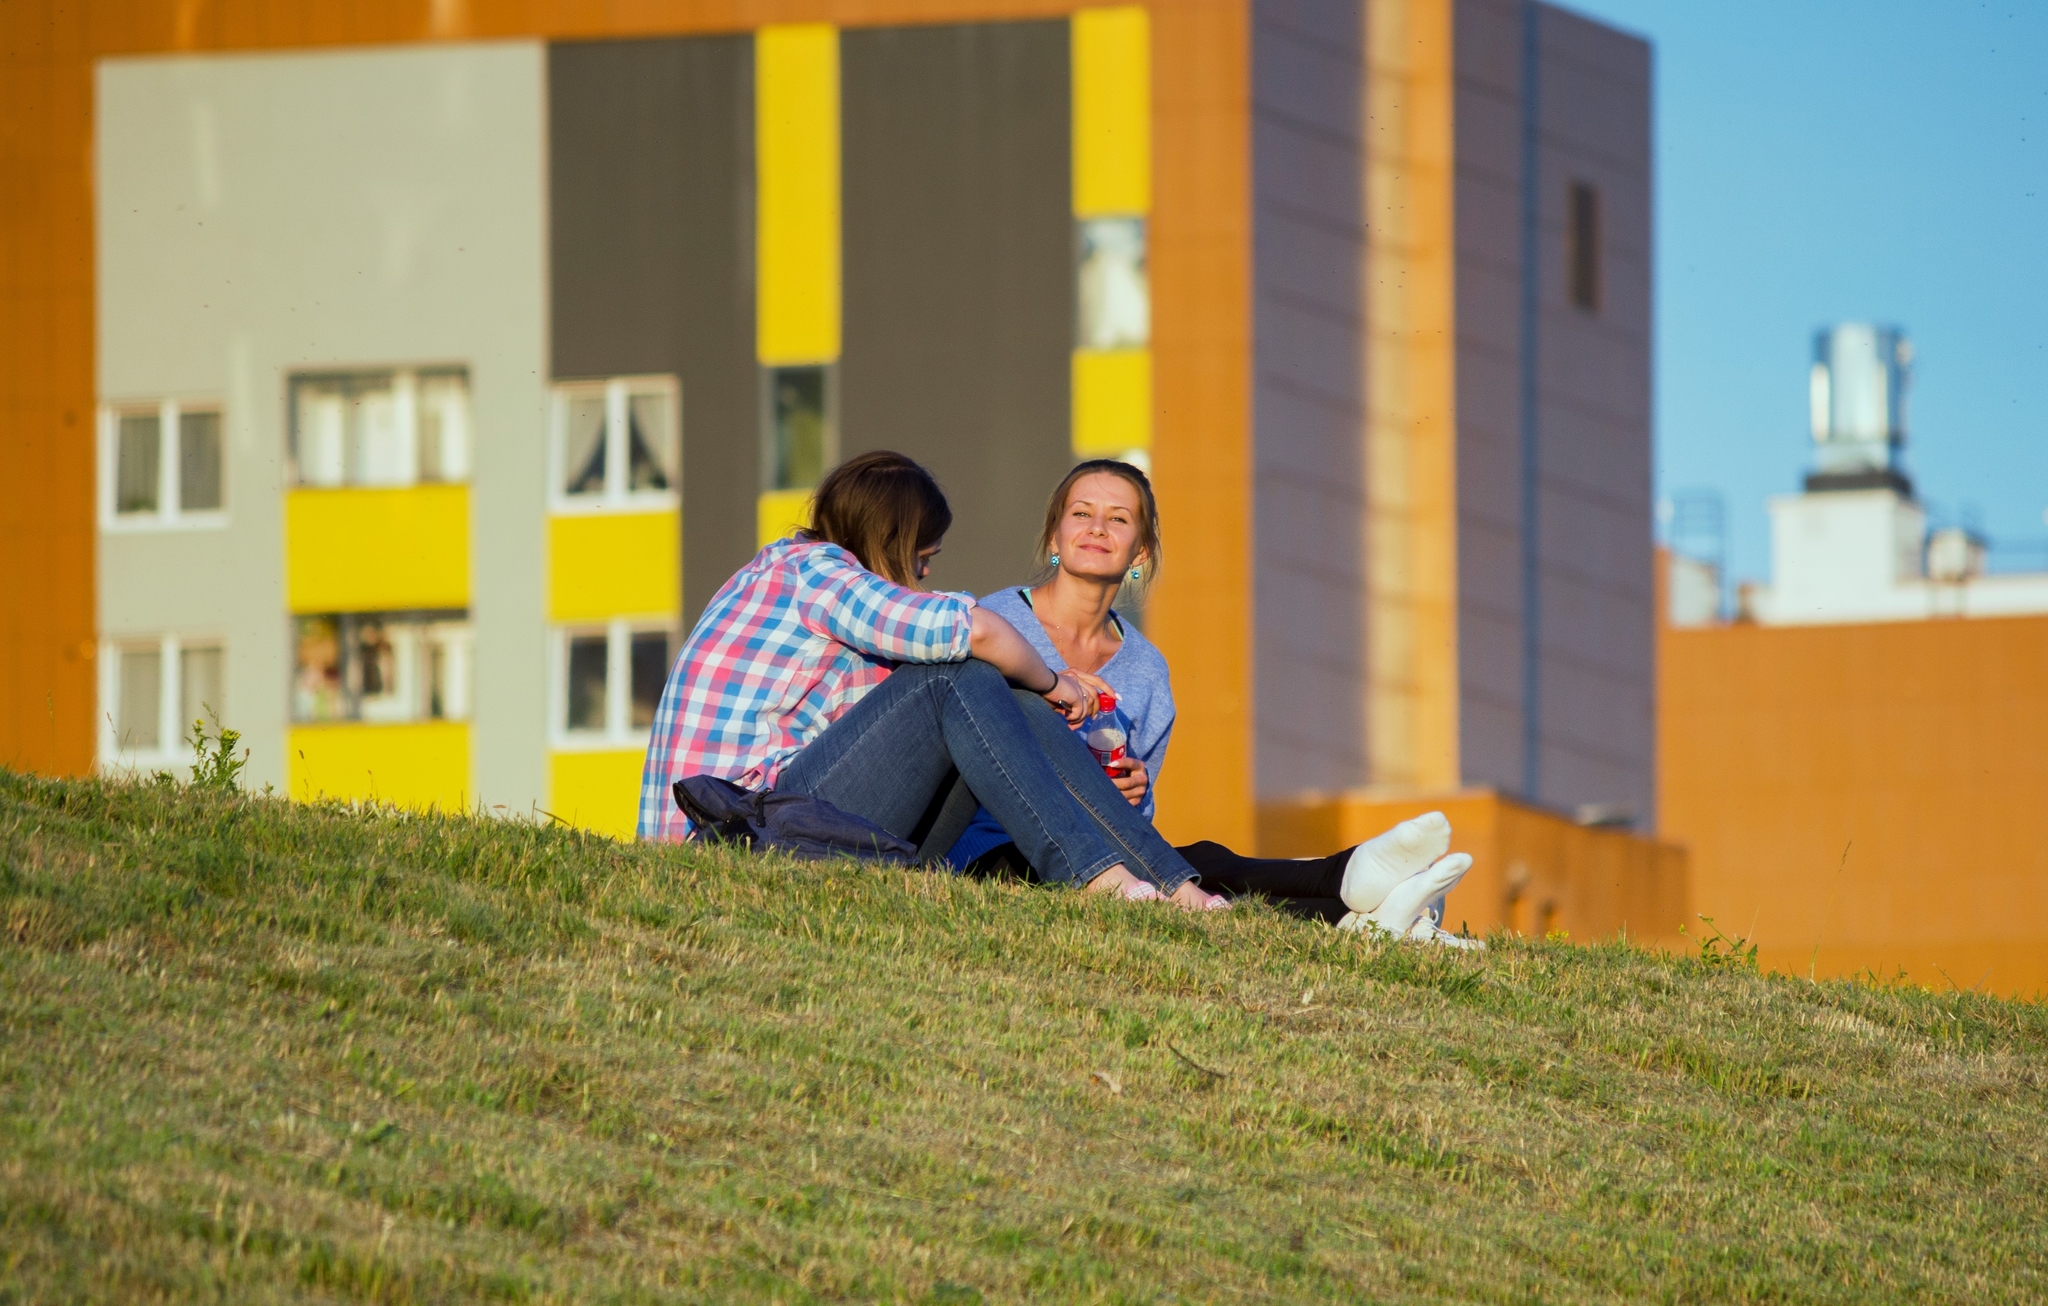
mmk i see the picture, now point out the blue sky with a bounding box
[1557,0,2048,585]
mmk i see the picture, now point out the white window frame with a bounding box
[758,363,840,495]
[286,366,473,490]
[98,399,229,532]
[289,611,474,725]
[97,633,228,769]
[1075,215,1151,351]
[548,376,681,515]
[549,619,676,750]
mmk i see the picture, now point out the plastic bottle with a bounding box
[1081,690,1129,777]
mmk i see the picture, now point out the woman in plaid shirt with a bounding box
[638,451,1222,908]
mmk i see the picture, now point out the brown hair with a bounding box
[1033,459,1163,591]
[803,450,953,587]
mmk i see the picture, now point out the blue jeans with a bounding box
[775,659,1197,893]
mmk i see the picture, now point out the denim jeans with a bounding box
[775,660,1197,893]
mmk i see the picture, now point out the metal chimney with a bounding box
[1807,323,1913,493]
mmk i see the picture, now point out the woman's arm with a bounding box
[970,607,1101,723]
[968,606,1053,685]
[799,550,979,663]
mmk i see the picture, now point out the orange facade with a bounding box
[0,0,1256,843]
[1659,611,2048,997]
[1,2,97,777]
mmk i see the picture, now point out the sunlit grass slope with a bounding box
[2,768,2045,1303]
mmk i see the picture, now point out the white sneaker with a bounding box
[1339,812,1452,914]
[1361,853,1474,939]
[1404,917,1487,950]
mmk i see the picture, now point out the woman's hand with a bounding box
[1043,668,1103,723]
[1110,757,1149,807]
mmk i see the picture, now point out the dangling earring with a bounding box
[1129,565,1143,581]
[1049,553,1061,568]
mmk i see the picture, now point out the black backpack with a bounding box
[672,776,917,864]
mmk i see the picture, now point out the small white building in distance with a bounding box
[1737,324,2048,626]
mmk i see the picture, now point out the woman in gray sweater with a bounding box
[945,459,1480,946]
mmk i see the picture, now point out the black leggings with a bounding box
[961,838,1354,924]
[1177,840,1352,923]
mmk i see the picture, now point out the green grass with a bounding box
[2,768,2045,1304]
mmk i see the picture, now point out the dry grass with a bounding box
[2,767,2045,1303]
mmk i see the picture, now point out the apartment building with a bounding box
[10,0,1666,932]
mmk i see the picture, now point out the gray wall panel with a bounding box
[1452,0,1655,826]
[840,21,1074,598]
[1454,0,1530,803]
[1533,3,1654,825]
[549,36,757,628]
[1252,0,1366,798]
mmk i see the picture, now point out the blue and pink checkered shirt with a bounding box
[637,537,977,841]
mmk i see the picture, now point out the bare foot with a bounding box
[1170,881,1231,912]
[1084,864,1161,900]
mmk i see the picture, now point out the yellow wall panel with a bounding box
[548,510,680,622]
[1072,6,1151,217]
[549,748,646,840]
[757,24,841,365]
[757,489,814,550]
[287,720,470,811]
[286,485,469,614]
[1072,348,1152,455]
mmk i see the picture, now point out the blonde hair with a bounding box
[1033,459,1162,593]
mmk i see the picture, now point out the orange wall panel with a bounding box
[1144,0,1254,848]
[1,0,97,775]
[1659,612,2048,997]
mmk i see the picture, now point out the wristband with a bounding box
[1040,669,1062,695]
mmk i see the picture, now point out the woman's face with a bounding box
[914,542,941,587]
[1054,472,1145,581]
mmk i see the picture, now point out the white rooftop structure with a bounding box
[1740,325,2048,627]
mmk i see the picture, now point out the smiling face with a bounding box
[1053,472,1147,582]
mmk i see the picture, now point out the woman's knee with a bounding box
[923,657,1009,701]
[894,658,1000,687]
[953,657,1007,689]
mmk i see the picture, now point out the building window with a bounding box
[1567,180,1601,312]
[289,368,471,488]
[99,635,227,762]
[761,366,833,493]
[552,621,675,745]
[100,400,226,529]
[550,376,680,510]
[1076,216,1149,350]
[292,612,472,723]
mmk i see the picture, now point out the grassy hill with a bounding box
[2,767,2044,1304]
